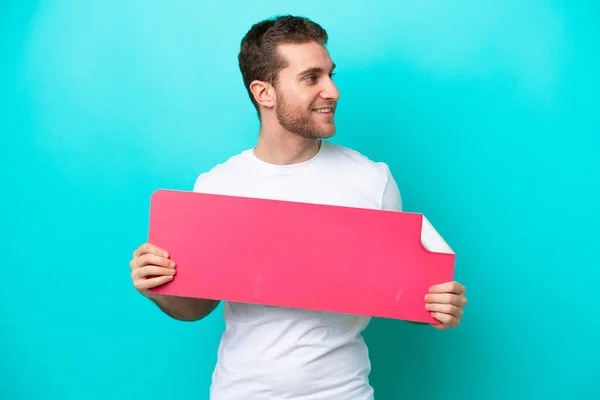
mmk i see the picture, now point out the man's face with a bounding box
[272,42,340,139]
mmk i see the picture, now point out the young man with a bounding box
[129,15,467,400]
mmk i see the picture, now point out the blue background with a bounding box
[2,1,598,399]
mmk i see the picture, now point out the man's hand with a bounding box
[130,243,176,296]
[425,281,467,330]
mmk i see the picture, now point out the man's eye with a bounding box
[305,75,316,83]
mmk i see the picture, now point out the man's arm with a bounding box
[130,243,220,321]
[144,292,220,321]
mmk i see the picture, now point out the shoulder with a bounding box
[323,141,386,172]
[323,141,402,211]
[324,141,391,181]
[192,149,252,193]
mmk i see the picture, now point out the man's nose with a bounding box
[320,77,340,101]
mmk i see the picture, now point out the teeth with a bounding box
[314,108,332,113]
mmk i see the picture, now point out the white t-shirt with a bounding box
[193,140,403,400]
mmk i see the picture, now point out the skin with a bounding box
[129,41,468,328]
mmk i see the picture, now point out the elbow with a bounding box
[170,300,220,322]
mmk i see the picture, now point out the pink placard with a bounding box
[148,189,455,323]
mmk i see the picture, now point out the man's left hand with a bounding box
[425,281,467,330]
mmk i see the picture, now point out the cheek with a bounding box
[278,82,320,113]
[289,96,316,114]
[289,83,321,108]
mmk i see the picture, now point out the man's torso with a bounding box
[193,141,392,400]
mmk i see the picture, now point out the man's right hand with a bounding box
[130,243,176,296]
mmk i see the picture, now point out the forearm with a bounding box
[145,291,220,321]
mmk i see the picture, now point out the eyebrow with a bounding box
[297,63,336,76]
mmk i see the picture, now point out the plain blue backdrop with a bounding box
[2,1,598,399]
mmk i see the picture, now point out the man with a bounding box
[129,15,467,399]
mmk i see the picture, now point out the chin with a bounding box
[322,125,337,138]
[307,126,335,139]
[318,130,336,139]
[315,120,336,138]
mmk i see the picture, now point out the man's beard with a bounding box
[275,91,335,139]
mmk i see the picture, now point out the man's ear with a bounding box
[249,80,276,109]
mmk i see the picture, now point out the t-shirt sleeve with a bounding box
[381,165,402,212]
[193,173,205,192]
[193,172,214,194]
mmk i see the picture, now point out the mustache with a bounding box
[311,103,337,109]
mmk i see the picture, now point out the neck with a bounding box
[253,123,321,166]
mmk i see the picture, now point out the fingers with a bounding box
[429,281,465,295]
[426,282,467,330]
[133,243,169,259]
[133,275,175,291]
[131,253,175,270]
[430,312,459,327]
[130,243,174,292]
[425,293,467,308]
[132,265,176,279]
[425,303,463,319]
[131,265,176,291]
